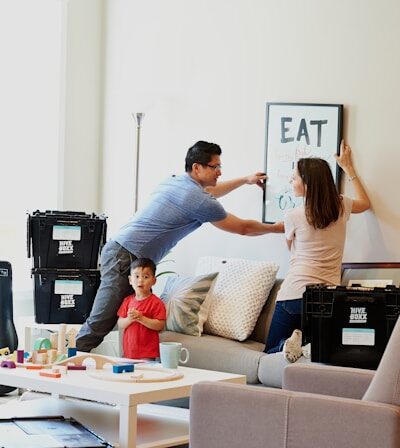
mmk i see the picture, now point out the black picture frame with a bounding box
[341,262,400,288]
[262,102,343,223]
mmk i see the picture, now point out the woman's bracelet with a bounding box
[348,175,357,182]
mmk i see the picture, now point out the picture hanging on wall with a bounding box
[262,102,343,223]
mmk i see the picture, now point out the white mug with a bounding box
[159,342,189,369]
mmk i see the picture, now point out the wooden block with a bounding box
[40,371,61,378]
[16,350,24,363]
[112,364,134,374]
[26,365,43,370]
[67,347,77,358]
[0,360,16,368]
[67,365,86,370]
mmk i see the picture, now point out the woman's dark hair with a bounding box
[297,157,343,229]
[130,258,156,276]
[185,141,222,172]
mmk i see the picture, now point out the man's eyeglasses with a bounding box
[203,163,222,171]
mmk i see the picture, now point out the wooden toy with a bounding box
[88,365,184,383]
[55,354,68,363]
[66,327,77,349]
[33,337,52,351]
[49,332,58,350]
[56,365,67,374]
[26,365,43,370]
[67,347,77,358]
[112,364,134,374]
[16,353,122,369]
[48,349,58,364]
[0,347,11,356]
[16,350,24,363]
[35,352,48,364]
[0,360,16,368]
[40,371,61,379]
[67,365,86,370]
[58,324,67,355]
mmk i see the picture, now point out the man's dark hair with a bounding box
[185,140,222,172]
[130,257,156,276]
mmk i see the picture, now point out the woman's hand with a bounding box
[335,140,356,177]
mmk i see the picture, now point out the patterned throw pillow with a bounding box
[195,257,279,341]
[160,272,218,337]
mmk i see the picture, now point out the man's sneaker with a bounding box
[283,329,303,363]
[302,343,311,359]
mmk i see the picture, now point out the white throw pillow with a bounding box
[195,257,279,341]
[160,272,218,337]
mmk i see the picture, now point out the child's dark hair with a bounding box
[297,157,343,229]
[130,258,156,276]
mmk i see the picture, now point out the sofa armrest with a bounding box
[283,363,375,399]
[190,381,400,448]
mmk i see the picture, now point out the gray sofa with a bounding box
[189,317,400,448]
[160,278,310,387]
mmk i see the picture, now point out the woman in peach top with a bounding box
[264,141,371,362]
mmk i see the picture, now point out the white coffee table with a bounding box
[0,360,245,447]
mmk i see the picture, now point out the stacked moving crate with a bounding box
[27,211,107,324]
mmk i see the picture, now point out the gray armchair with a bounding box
[190,317,400,448]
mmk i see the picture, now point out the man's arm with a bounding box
[212,213,284,235]
[205,172,266,198]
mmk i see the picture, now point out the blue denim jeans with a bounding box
[76,240,135,352]
[264,299,302,354]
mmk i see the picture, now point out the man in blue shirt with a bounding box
[76,141,284,352]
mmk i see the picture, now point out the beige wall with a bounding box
[60,0,104,211]
[0,1,63,291]
[3,0,400,304]
[99,0,400,276]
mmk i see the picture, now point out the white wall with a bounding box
[61,0,104,212]
[0,0,103,309]
[100,0,400,277]
[4,0,400,300]
[99,0,400,275]
[0,1,63,293]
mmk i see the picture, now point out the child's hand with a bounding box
[128,307,142,321]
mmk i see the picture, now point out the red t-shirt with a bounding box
[117,293,166,359]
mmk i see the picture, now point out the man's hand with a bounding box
[246,172,267,189]
[274,221,285,233]
[206,172,268,197]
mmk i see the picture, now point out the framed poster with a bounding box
[262,102,343,223]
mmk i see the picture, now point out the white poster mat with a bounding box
[263,103,343,223]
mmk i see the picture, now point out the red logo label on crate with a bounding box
[58,240,74,255]
[349,307,367,323]
[60,294,76,308]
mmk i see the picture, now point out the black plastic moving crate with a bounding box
[27,210,107,269]
[32,268,101,324]
[302,284,400,369]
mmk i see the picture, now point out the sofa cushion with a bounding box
[258,351,311,388]
[195,257,279,341]
[160,272,218,336]
[160,330,265,384]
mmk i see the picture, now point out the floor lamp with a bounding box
[132,112,144,213]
